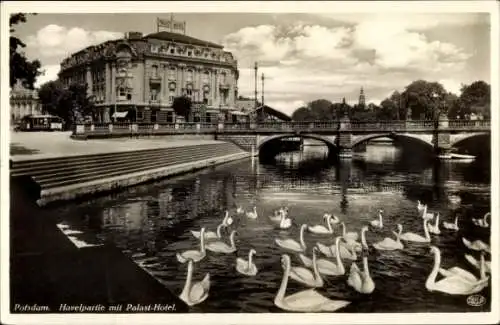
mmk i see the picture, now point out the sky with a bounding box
[11,11,491,116]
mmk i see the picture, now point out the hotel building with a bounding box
[58,29,240,123]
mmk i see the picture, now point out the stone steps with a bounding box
[10,143,246,192]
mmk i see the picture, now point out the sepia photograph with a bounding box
[1,1,498,324]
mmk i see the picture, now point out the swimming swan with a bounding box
[191,223,225,241]
[400,219,431,243]
[425,246,489,295]
[236,249,258,276]
[421,205,434,221]
[278,210,292,229]
[465,252,491,274]
[462,238,490,253]
[417,200,425,213]
[300,237,346,276]
[274,254,351,312]
[179,259,210,306]
[275,224,307,252]
[428,212,441,235]
[289,247,324,287]
[246,206,258,219]
[472,212,490,228]
[236,206,245,215]
[347,253,375,294]
[308,214,335,234]
[177,228,207,263]
[373,224,404,251]
[205,230,238,253]
[370,209,384,229]
[317,240,357,261]
[442,216,459,231]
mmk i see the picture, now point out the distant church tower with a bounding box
[358,87,366,108]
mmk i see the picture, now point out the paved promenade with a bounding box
[10,131,222,161]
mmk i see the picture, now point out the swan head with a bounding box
[429,245,439,254]
[397,224,403,232]
[361,225,369,233]
[281,254,291,269]
[300,224,307,231]
[200,227,206,235]
[378,209,384,214]
[249,248,256,256]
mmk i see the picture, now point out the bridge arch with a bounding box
[351,132,434,151]
[257,133,337,155]
[450,132,490,147]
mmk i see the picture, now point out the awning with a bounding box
[230,111,248,116]
[112,111,129,118]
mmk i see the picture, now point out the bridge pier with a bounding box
[434,115,452,160]
[337,115,353,159]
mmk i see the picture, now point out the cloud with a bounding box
[26,24,123,59]
[35,64,61,88]
[224,18,474,115]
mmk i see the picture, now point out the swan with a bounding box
[400,219,431,243]
[341,222,359,241]
[278,210,292,229]
[177,228,207,263]
[289,247,324,287]
[191,223,225,241]
[417,200,425,213]
[275,224,307,252]
[308,214,335,234]
[269,210,282,223]
[179,259,210,306]
[465,253,491,274]
[279,207,289,217]
[222,210,234,226]
[324,213,340,225]
[300,238,346,276]
[370,209,384,229]
[472,212,490,228]
[347,253,375,294]
[373,224,404,251]
[425,246,489,295]
[236,206,245,214]
[274,254,351,312]
[317,240,357,261]
[462,238,490,253]
[421,205,434,221]
[205,230,238,253]
[236,249,258,276]
[246,206,258,219]
[428,212,441,235]
[442,216,459,231]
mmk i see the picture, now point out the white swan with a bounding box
[274,254,351,312]
[324,213,340,225]
[222,210,234,226]
[289,247,324,287]
[177,228,207,263]
[236,206,245,214]
[373,224,404,251]
[462,238,490,253]
[400,219,431,243]
[308,214,335,234]
[275,224,307,252]
[317,241,357,261]
[278,210,292,229]
[472,212,490,228]
[269,210,282,223]
[442,216,459,231]
[370,209,384,229]
[428,212,441,235]
[246,206,258,219]
[417,200,425,213]
[191,223,225,240]
[465,253,491,274]
[179,259,210,306]
[425,246,489,295]
[347,253,375,294]
[236,249,258,276]
[421,205,434,221]
[300,238,346,276]
[205,230,238,253]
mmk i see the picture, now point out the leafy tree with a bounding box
[38,80,64,116]
[10,13,43,89]
[459,81,490,118]
[401,80,447,120]
[444,92,461,119]
[172,95,192,121]
[291,106,315,121]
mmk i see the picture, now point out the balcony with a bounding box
[149,76,162,85]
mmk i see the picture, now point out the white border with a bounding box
[1,1,498,324]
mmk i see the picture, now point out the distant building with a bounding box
[58,19,240,123]
[10,81,42,123]
[358,87,366,108]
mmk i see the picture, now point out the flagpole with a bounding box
[170,13,174,33]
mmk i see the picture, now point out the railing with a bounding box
[73,120,490,137]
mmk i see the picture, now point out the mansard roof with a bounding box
[145,31,224,49]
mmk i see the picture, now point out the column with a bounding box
[178,63,186,96]
[110,62,116,103]
[105,62,111,102]
[434,113,451,159]
[213,68,219,108]
[86,66,92,97]
[196,65,203,103]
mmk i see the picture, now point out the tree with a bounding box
[38,80,64,116]
[401,80,447,120]
[291,106,315,121]
[459,81,490,118]
[10,13,43,89]
[172,95,192,121]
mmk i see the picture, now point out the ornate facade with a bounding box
[10,81,42,122]
[58,31,239,123]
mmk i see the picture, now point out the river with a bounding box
[48,143,491,313]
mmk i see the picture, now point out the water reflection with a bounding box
[50,144,491,313]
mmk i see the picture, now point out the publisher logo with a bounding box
[467,294,486,307]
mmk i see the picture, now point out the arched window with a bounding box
[168,67,176,80]
[202,71,210,84]
[152,65,158,78]
[220,72,227,84]
[186,69,193,83]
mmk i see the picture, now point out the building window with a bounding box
[186,89,193,97]
[170,48,175,54]
[151,111,158,123]
[220,72,227,84]
[137,111,144,120]
[151,45,159,53]
[166,112,173,122]
[118,87,127,100]
[202,71,209,84]
[150,88,158,101]
[188,51,192,56]
[168,67,176,80]
[186,69,193,83]
[152,65,158,78]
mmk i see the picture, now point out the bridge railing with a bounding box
[73,119,490,136]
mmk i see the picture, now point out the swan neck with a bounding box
[276,259,290,303]
[454,216,458,227]
[434,214,440,227]
[312,249,320,279]
[248,251,254,265]
[363,256,370,277]
[480,253,486,279]
[326,217,332,232]
[216,224,223,238]
[335,239,344,273]
[426,249,441,288]
[361,229,368,248]
[181,261,193,297]
[341,223,346,236]
[230,232,236,249]
[379,213,383,226]
[200,230,206,252]
[423,219,430,240]
[299,226,306,249]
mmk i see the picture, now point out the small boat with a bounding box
[450,153,476,161]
